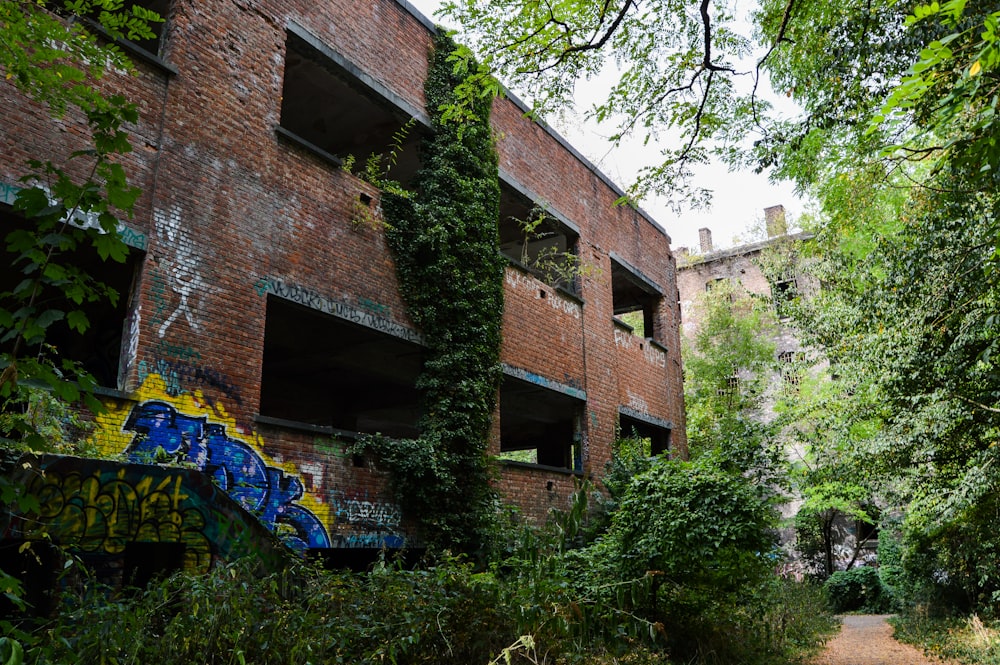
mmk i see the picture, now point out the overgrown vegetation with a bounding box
[358,31,506,555]
[4,453,836,665]
[892,614,1000,665]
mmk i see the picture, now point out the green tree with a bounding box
[682,278,781,480]
[0,0,159,621]
[1,0,160,448]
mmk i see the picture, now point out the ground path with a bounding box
[811,615,958,665]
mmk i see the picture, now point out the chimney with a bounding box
[764,204,787,238]
[698,227,713,253]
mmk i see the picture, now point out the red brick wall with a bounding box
[0,0,687,549]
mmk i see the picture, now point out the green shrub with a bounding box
[823,566,894,613]
[892,613,1000,665]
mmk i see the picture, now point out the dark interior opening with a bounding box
[0,206,142,389]
[499,374,582,470]
[259,295,424,437]
[498,182,580,294]
[611,258,660,340]
[280,31,423,183]
[618,413,670,456]
[123,541,185,588]
[772,278,797,318]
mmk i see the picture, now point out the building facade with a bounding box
[0,0,686,567]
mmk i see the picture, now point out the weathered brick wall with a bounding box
[0,0,687,552]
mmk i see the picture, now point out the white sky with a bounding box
[405,0,808,251]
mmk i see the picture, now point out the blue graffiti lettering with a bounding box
[123,401,330,551]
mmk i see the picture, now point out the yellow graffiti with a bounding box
[90,373,333,538]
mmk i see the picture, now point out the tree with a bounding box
[0,1,159,448]
[682,278,781,481]
[0,0,159,619]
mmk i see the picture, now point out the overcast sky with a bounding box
[404,0,807,251]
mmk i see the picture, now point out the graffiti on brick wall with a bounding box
[253,276,423,345]
[136,357,244,406]
[154,206,211,338]
[9,457,276,575]
[92,375,332,552]
[123,401,330,552]
[91,375,408,553]
[504,268,582,319]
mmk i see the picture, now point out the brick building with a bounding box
[676,205,815,359]
[0,0,686,567]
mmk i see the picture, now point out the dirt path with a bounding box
[811,615,958,665]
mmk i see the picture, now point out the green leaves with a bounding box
[368,33,504,554]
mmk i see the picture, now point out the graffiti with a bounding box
[614,327,635,349]
[19,465,215,572]
[0,180,148,247]
[0,180,19,205]
[615,328,668,368]
[254,276,422,345]
[118,224,148,250]
[118,303,141,389]
[643,343,667,368]
[123,400,330,552]
[155,206,208,338]
[503,364,587,401]
[626,391,650,415]
[504,268,536,292]
[137,356,243,405]
[330,533,405,549]
[155,339,202,361]
[149,268,170,327]
[330,490,401,530]
[357,297,390,316]
[546,292,581,318]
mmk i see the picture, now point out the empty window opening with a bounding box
[260,296,424,438]
[279,30,423,184]
[779,350,804,386]
[611,257,661,340]
[0,206,143,390]
[498,182,581,294]
[499,375,582,471]
[772,277,797,318]
[618,413,670,456]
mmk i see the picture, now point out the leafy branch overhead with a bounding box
[0,0,160,449]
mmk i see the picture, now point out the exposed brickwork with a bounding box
[0,0,686,550]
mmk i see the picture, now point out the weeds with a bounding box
[892,613,1000,665]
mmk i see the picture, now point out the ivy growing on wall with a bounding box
[365,32,504,555]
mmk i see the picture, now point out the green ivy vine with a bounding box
[362,32,504,555]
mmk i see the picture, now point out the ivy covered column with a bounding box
[375,32,504,554]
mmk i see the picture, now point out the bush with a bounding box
[824,566,894,613]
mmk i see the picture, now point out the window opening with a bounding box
[499,374,582,471]
[259,296,424,438]
[498,181,580,294]
[772,277,797,318]
[618,413,670,456]
[611,256,662,340]
[279,30,423,183]
[779,350,804,386]
[0,206,143,389]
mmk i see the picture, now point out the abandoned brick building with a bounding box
[0,0,686,573]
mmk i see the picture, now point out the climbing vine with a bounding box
[362,32,504,555]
